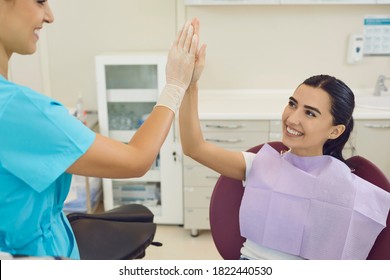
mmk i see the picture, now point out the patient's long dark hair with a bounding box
[301,75,355,162]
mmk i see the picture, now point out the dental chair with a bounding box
[1,203,159,260]
[67,203,159,260]
[209,141,390,260]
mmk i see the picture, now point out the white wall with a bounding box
[185,5,390,90]
[9,45,47,96]
[12,1,390,109]
[45,0,178,109]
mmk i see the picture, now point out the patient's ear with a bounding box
[328,124,346,139]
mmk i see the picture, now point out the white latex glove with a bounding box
[156,20,199,113]
[189,18,206,86]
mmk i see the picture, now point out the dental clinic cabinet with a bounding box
[354,119,390,179]
[95,53,183,224]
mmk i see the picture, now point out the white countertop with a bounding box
[197,90,390,120]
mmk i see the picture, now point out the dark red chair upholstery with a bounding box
[209,141,390,260]
[347,156,390,260]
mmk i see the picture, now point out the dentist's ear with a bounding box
[329,124,346,139]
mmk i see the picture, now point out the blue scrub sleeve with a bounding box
[0,89,95,193]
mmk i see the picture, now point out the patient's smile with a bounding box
[286,126,303,136]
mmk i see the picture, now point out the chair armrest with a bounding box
[67,204,154,223]
[71,219,157,259]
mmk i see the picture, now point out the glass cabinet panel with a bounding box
[105,65,158,90]
[107,102,155,130]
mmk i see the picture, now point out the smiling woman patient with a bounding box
[179,43,390,260]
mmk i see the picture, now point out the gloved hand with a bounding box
[190,43,207,86]
[156,19,199,113]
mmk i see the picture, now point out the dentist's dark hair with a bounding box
[301,74,355,162]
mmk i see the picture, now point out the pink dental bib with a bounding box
[239,144,390,259]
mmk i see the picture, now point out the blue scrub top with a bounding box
[0,75,95,259]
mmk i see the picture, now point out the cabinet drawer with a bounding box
[355,120,390,178]
[204,131,268,149]
[184,208,210,230]
[269,120,282,141]
[201,120,268,132]
[269,120,282,132]
[183,165,220,187]
[184,186,213,208]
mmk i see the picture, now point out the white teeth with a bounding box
[287,126,303,136]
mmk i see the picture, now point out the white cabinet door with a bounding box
[95,53,183,224]
[355,120,390,180]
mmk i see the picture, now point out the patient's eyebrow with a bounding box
[289,96,322,115]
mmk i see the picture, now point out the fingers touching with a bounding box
[176,19,199,56]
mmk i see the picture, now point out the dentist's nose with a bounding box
[44,4,55,24]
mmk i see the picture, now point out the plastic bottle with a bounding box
[76,95,87,125]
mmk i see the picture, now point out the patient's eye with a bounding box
[305,110,317,118]
[288,99,297,108]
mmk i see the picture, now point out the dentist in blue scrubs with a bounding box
[0,0,202,259]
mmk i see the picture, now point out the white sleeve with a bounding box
[242,151,256,187]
